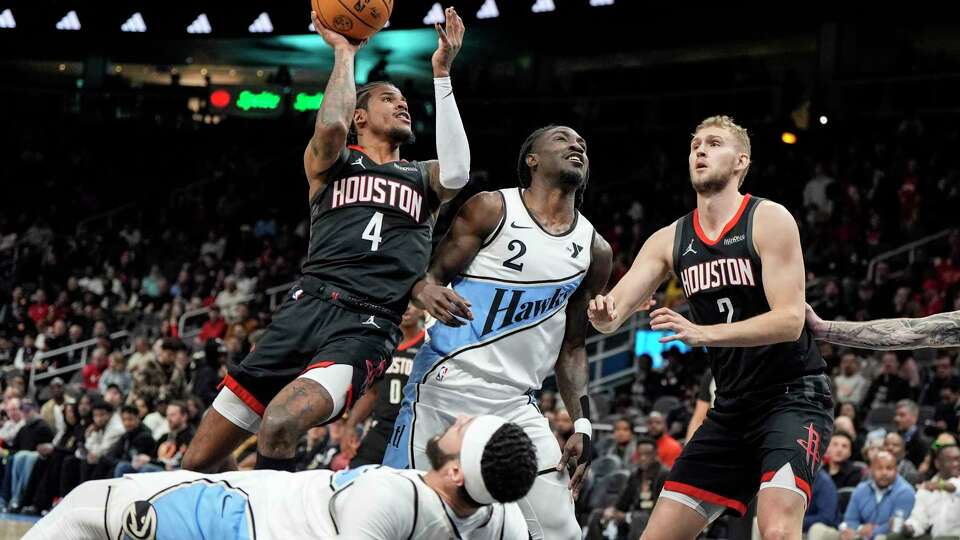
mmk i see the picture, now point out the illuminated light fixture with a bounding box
[531,0,556,13]
[819,115,828,125]
[0,9,16,29]
[781,132,797,145]
[187,13,212,34]
[56,10,81,31]
[210,89,231,109]
[476,0,499,19]
[121,12,146,32]
[236,90,281,111]
[248,12,273,33]
[423,3,444,24]
[294,92,324,112]
[590,0,615,5]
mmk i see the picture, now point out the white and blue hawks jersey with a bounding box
[420,187,595,394]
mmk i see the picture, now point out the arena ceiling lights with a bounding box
[0,9,15,29]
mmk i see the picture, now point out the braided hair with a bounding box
[348,81,395,145]
[516,125,589,208]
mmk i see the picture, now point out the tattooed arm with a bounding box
[805,304,960,350]
[303,12,365,202]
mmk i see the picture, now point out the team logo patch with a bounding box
[796,423,823,470]
[121,500,157,540]
[332,15,353,32]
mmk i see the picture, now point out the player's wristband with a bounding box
[574,418,593,436]
[575,395,593,465]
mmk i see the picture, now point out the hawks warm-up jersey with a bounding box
[414,187,595,395]
[671,194,824,396]
[373,330,423,423]
[301,145,435,315]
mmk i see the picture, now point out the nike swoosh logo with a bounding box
[510,221,532,229]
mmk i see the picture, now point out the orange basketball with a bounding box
[312,0,393,41]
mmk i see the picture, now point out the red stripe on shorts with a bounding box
[663,480,747,516]
[222,374,266,416]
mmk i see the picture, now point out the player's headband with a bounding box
[460,415,506,505]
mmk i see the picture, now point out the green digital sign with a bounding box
[294,92,324,112]
[236,90,281,111]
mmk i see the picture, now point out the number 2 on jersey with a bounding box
[362,212,384,251]
[717,297,734,324]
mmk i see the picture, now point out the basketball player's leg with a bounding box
[638,498,712,540]
[755,375,833,540]
[182,398,257,472]
[506,404,580,540]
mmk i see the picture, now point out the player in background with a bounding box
[589,116,833,540]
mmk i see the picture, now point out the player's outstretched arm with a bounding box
[411,192,503,326]
[588,223,675,334]
[556,234,613,498]
[342,384,379,454]
[806,304,960,350]
[303,12,365,200]
[653,201,805,347]
[425,7,470,203]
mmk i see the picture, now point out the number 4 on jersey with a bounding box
[362,212,384,251]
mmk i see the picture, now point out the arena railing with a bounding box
[27,330,131,396]
[867,227,957,282]
[267,281,296,311]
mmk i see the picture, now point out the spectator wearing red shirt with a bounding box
[198,305,226,343]
[27,289,49,326]
[82,347,109,391]
[646,411,682,468]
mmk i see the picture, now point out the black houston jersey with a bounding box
[372,329,423,423]
[301,146,436,316]
[671,194,825,396]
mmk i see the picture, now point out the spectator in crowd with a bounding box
[835,352,870,405]
[62,324,86,366]
[809,451,916,540]
[129,339,186,404]
[804,468,839,533]
[885,431,922,484]
[864,353,913,410]
[39,377,72,443]
[932,382,959,435]
[13,335,39,371]
[103,384,125,412]
[888,443,960,540]
[126,336,155,374]
[190,340,222,408]
[646,411,681,468]
[0,397,24,447]
[108,405,159,477]
[136,396,168,440]
[605,418,638,465]
[0,398,53,512]
[836,409,866,459]
[81,347,109,391]
[827,431,866,513]
[896,400,931,468]
[78,401,124,482]
[154,401,194,470]
[539,391,558,415]
[920,354,959,407]
[98,352,132,396]
[294,425,335,471]
[553,409,575,450]
[23,402,83,513]
[198,305,226,343]
[588,437,668,540]
[920,434,959,481]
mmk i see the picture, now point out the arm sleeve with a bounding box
[334,473,415,539]
[433,77,470,189]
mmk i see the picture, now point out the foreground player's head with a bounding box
[689,115,751,195]
[426,415,537,506]
[351,81,415,147]
[517,125,590,207]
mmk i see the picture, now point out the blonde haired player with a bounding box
[589,116,833,540]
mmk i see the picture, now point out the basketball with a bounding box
[312,0,393,41]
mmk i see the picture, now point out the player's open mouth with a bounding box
[565,153,584,166]
[395,112,411,122]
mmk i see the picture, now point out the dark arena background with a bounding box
[1,2,959,538]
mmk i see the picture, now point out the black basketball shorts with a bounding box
[350,419,394,468]
[664,374,834,517]
[221,284,401,423]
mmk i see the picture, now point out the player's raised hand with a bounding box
[431,7,465,77]
[415,283,472,327]
[311,11,367,52]
[650,307,709,347]
[557,433,590,499]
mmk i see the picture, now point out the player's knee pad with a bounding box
[297,364,354,424]
[213,386,262,434]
